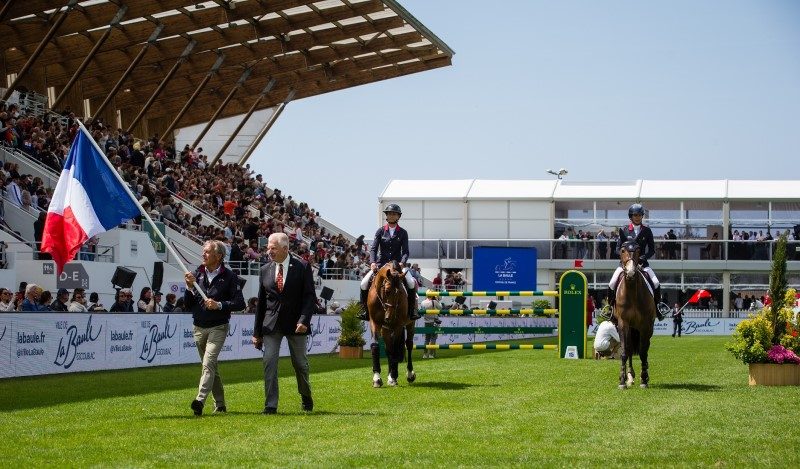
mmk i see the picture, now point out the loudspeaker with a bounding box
[111,266,137,289]
[488,301,498,310]
[320,286,334,301]
[454,296,466,305]
[152,262,163,293]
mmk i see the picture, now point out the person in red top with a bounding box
[586,295,595,329]
[223,195,238,217]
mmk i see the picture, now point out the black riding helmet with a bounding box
[383,203,402,218]
[628,203,645,218]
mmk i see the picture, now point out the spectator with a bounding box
[245,296,258,315]
[110,289,134,312]
[432,273,443,290]
[163,293,177,312]
[137,287,157,312]
[38,290,53,311]
[50,288,70,312]
[88,292,106,312]
[420,293,442,359]
[68,289,88,312]
[14,282,27,310]
[21,284,47,312]
[329,301,343,315]
[0,287,15,311]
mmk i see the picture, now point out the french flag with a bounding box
[41,124,140,274]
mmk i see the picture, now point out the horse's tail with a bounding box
[630,328,641,356]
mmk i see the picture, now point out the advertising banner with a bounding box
[472,246,537,292]
[1,313,746,379]
[0,318,10,378]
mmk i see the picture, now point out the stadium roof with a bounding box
[2,0,453,144]
[380,179,800,201]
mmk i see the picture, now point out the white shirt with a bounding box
[420,298,440,325]
[274,255,291,289]
[205,264,222,284]
[594,321,620,352]
[7,181,22,206]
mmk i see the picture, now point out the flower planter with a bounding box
[748,363,800,386]
[338,345,363,359]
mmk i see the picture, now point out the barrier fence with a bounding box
[415,270,588,358]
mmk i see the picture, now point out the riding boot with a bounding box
[408,290,420,321]
[654,286,664,321]
[357,289,369,321]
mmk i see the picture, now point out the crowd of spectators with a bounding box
[2,103,377,279]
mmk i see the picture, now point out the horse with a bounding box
[367,261,416,388]
[614,241,657,389]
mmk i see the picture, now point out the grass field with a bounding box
[2,336,800,467]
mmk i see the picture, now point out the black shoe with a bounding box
[301,396,313,412]
[214,405,227,413]
[190,399,204,417]
[262,407,277,415]
[357,311,368,321]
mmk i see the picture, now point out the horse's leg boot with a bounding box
[358,289,369,321]
[654,286,664,321]
[408,290,420,321]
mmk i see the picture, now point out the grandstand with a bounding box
[0,0,454,308]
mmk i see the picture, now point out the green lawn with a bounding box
[2,336,799,467]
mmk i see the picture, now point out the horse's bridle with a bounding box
[619,242,641,279]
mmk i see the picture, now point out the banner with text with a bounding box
[472,246,537,292]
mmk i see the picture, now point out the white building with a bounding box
[380,179,800,313]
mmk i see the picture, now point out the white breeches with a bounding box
[361,268,416,290]
[609,266,659,289]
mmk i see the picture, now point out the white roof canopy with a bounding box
[380,179,800,201]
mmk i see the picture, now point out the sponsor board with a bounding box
[0,319,10,378]
[0,313,745,378]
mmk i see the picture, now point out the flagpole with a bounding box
[76,120,208,301]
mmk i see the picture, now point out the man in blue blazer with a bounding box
[252,232,316,414]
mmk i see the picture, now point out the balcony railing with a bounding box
[410,238,800,262]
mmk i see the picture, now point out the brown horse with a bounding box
[614,241,656,389]
[367,261,416,387]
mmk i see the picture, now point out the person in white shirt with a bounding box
[0,287,15,311]
[593,310,621,359]
[68,289,89,312]
[6,176,23,207]
[420,293,442,358]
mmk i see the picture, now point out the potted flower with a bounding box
[337,301,366,358]
[726,234,800,385]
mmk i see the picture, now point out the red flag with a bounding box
[574,259,583,268]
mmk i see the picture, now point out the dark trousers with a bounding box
[672,322,682,337]
[262,332,311,409]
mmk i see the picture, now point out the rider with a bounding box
[357,204,420,322]
[607,203,664,320]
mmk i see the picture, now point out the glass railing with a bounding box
[410,238,800,262]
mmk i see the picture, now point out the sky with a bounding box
[248,0,800,238]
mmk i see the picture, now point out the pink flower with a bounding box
[767,345,800,364]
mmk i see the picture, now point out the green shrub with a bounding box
[533,299,552,317]
[337,300,366,347]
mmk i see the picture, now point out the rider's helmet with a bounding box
[383,203,402,218]
[628,203,645,219]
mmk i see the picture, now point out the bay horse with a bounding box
[614,241,656,389]
[367,261,416,388]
